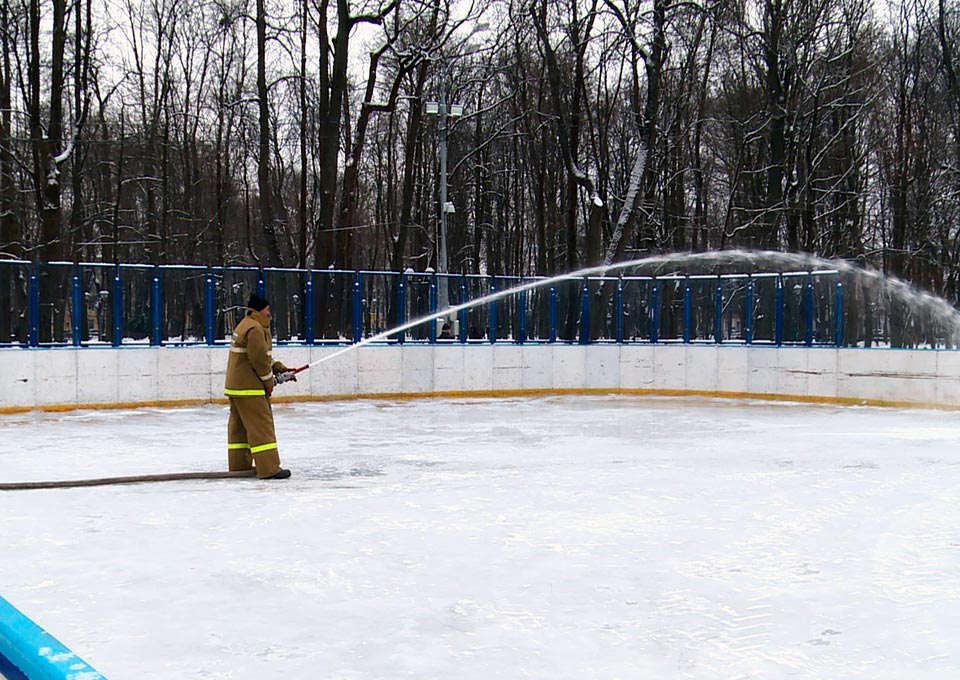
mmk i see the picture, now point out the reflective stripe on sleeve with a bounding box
[250,442,278,454]
[258,373,273,381]
[229,346,247,353]
[224,388,266,397]
[227,442,250,450]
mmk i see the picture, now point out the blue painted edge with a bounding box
[0,594,105,680]
[0,651,30,680]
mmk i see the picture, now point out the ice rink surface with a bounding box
[2,396,960,679]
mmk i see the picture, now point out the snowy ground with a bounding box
[1,396,959,679]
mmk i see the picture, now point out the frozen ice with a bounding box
[2,396,960,679]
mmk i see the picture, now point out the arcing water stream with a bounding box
[306,250,960,370]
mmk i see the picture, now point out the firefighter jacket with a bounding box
[224,308,289,397]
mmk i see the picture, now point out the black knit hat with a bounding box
[247,293,269,312]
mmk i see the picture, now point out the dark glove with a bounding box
[275,370,297,384]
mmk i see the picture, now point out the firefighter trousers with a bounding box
[227,396,282,478]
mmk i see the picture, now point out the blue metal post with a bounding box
[745,277,754,345]
[616,279,624,343]
[549,286,557,343]
[518,286,527,345]
[714,277,723,344]
[397,272,406,345]
[28,263,39,347]
[489,278,497,344]
[458,277,467,343]
[835,279,844,347]
[579,278,590,345]
[352,272,363,344]
[304,271,315,344]
[651,279,659,343]
[204,269,215,345]
[775,275,784,346]
[113,268,123,347]
[805,275,814,346]
[257,272,266,299]
[683,278,692,344]
[151,267,162,346]
[71,266,82,346]
[428,274,438,344]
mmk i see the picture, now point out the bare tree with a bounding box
[0,0,19,260]
[600,0,667,265]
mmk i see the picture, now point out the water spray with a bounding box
[292,248,960,375]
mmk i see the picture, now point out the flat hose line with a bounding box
[0,469,258,490]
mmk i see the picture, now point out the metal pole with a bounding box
[71,266,82,347]
[651,279,659,343]
[429,273,438,344]
[397,271,406,345]
[458,276,467,343]
[204,269,215,346]
[518,286,527,345]
[488,277,497,344]
[28,263,39,347]
[579,278,590,345]
[151,267,162,346]
[438,63,451,317]
[549,286,557,343]
[352,272,362,344]
[775,275,784,346]
[113,268,123,347]
[715,277,723,344]
[835,278,844,347]
[304,270,315,345]
[616,278,624,343]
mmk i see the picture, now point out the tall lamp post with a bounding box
[423,25,488,329]
[425,74,464,319]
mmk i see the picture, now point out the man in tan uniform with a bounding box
[224,293,295,479]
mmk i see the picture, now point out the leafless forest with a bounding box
[0,0,958,301]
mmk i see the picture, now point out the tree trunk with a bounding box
[0,0,17,261]
[299,0,309,269]
[313,0,350,269]
[257,0,281,266]
[30,0,68,342]
[601,0,666,266]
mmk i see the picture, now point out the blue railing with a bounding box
[0,261,855,348]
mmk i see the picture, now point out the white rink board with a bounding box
[1,345,960,410]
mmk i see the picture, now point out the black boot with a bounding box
[265,469,291,480]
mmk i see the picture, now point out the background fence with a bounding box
[0,261,947,349]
